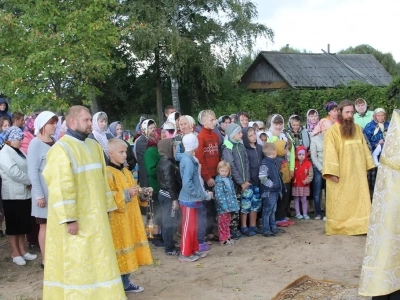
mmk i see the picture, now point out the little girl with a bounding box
[214,161,240,246]
[292,146,313,220]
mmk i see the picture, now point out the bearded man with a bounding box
[323,100,375,236]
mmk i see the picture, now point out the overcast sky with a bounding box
[252,0,400,61]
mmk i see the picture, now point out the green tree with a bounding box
[339,44,399,76]
[120,0,273,123]
[0,0,124,112]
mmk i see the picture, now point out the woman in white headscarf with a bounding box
[27,111,58,268]
[88,111,113,163]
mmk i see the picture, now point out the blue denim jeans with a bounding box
[197,205,207,244]
[159,193,178,253]
[262,192,279,233]
[312,167,323,216]
[121,274,131,289]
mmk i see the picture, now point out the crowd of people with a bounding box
[0,96,390,298]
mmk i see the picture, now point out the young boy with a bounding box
[107,138,153,293]
[11,112,24,128]
[157,138,181,256]
[242,127,263,235]
[222,123,252,237]
[259,143,284,237]
[274,140,294,226]
[286,115,311,150]
[195,110,220,249]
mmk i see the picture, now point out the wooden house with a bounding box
[241,52,393,91]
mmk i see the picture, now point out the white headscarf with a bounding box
[92,111,109,157]
[34,111,56,135]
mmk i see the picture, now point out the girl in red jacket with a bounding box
[292,146,313,220]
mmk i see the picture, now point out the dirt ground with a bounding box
[0,219,368,300]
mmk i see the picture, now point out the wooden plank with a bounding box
[246,82,290,90]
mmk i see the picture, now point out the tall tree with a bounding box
[0,0,124,112]
[120,0,273,121]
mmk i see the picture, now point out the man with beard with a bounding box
[322,100,375,236]
[42,106,125,299]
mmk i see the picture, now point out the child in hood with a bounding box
[292,146,313,220]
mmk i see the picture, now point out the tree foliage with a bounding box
[119,0,274,122]
[0,0,124,112]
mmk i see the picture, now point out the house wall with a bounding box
[241,59,289,90]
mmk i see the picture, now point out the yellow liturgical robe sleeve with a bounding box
[43,143,78,224]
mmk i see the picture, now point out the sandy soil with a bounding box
[0,220,367,300]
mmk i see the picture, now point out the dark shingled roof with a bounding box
[242,52,393,88]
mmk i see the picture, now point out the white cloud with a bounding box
[253,0,400,61]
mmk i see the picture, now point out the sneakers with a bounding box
[124,283,144,293]
[198,242,210,252]
[220,239,234,246]
[303,215,310,220]
[12,256,26,266]
[323,217,327,221]
[165,249,179,256]
[22,252,37,261]
[262,232,276,237]
[179,254,199,262]
[272,228,286,234]
[276,221,289,227]
[230,229,242,240]
[285,219,295,226]
[315,215,322,220]
[194,251,208,259]
[295,214,304,220]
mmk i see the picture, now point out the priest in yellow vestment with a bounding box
[323,100,375,236]
[42,106,125,299]
[106,138,153,293]
[359,110,400,298]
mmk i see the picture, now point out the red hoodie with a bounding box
[293,146,313,188]
[195,127,220,181]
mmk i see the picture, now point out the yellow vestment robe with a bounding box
[323,123,375,235]
[107,165,153,274]
[42,135,126,300]
[359,110,400,296]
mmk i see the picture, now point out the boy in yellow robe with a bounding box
[107,138,153,293]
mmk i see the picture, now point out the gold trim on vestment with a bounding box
[115,241,150,255]
[380,156,400,171]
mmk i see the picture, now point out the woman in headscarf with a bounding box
[144,128,162,243]
[27,111,58,268]
[108,121,136,171]
[88,111,113,163]
[133,119,156,187]
[363,108,390,196]
[175,115,196,162]
[0,126,37,265]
